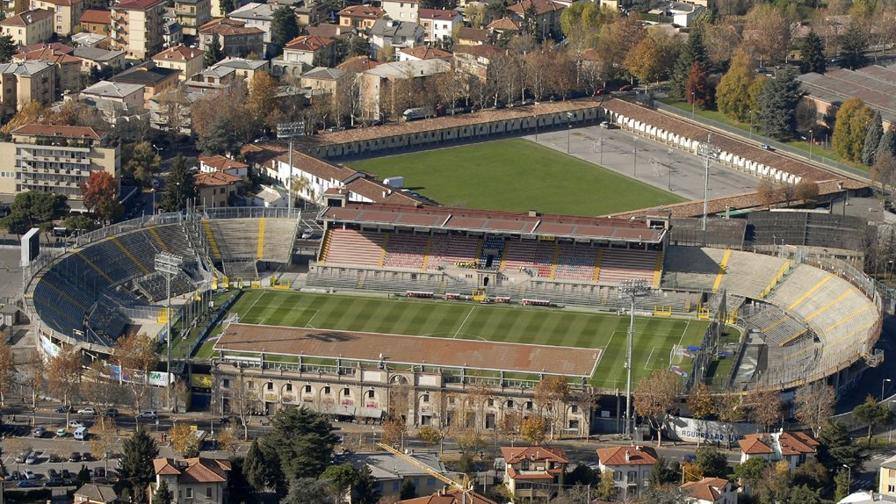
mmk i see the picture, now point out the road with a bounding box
[526,125,759,201]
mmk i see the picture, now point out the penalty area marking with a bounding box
[453,306,476,339]
[304,308,321,328]
[644,346,656,369]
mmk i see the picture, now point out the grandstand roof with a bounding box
[215,323,600,376]
[320,204,665,243]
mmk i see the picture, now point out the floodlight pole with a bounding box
[278,122,305,213]
[155,252,183,411]
[619,279,650,439]
[698,135,720,232]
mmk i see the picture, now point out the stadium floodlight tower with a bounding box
[698,135,721,232]
[619,278,651,439]
[155,251,183,409]
[277,121,305,214]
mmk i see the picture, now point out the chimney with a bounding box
[624,451,630,463]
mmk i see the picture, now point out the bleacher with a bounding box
[596,249,659,286]
[260,218,297,263]
[207,219,259,261]
[741,304,809,346]
[661,247,790,298]
[554,243,598,282]
[321,228,386,267]
[134,271,197,302]
[427,234,481,269]
[383,233,428,270]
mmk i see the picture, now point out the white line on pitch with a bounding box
[454,306,476,338]
[304,308,321,328]
[644,346,656,369]
[677,320,691,348]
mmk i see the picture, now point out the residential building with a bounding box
[0,9,53,45]
[680,477,737,504]
[153,44,204,80]
[455,26,488,45]
[78,8,109,33]
[345,452,447,501]
[417,8,460,43]
[72,45,125,72]
[596,445,657,500]
[669,1,704,27]
[381,0,417,22]
[369,18,423,59]
[486,16,520,39]
[173,0,210,35]
[2,0,28,18]
[337,4,382,31]
[110,0,167,59]
[148,84,202,133]
[198,18,264,58]
[738,431,819,470]
[507,0,564,39]
[453,44,502,81]
[305,23,344,39]
[109,61,179,102]
[199,154,248,177]
[189,57,266,89]
[301,66,348,97]
[881,455,896,497]
[228,2,274,52]
[74,483,118,504]
[31,0,83,36]
[0,61,55,117]
[150,458,231,504]
[79,80,144,120]
[13,44,81,94]
[838,492,896,504]
[500,446,568,501]
[359,58,449,119]
[162,19,183,47]
[195,170,241,208]
[337,54,379,73]
[252,184,287,207]
[271,34,334,78]
[0,123,119,198]
[398,46,451,62]
[400,489,495,504]
[71,30,108,46]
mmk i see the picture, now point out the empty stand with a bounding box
[427,234,481,269]
[554,243,598,282]
[322,228,386,267]
[596,249,658,285]
[383,233,429,270]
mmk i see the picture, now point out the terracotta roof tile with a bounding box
[596,446,658,466]
[1,9,53,27]
[338,4,383,19]
[399,46,452,60]
[681,477,729,502]
[195,171,242,187]
[12,123,103,139]
[80,9,111,24]
[285,34,334,51]
[500,446,569,464]
[154,44,203,61]
[418,8,457,20]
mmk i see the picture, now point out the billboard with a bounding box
[20,228,39,267]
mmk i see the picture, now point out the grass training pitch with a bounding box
[214,290,708,389]
[350,138,684,216]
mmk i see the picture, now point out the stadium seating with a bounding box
[554,243,598,282]
[596,249,658,285]
[427,234,481,269]
[207,219,260,261]
[500,239,554,276]
[661,247,790,298]
[260,218,298,263]
[741,304,809,346]
[383,233,429,270]
[322,229,386,266]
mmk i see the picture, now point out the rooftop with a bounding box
[799,64,896,127]
[400,46,452,60]
[199,18,264,36]
[418,8,458,20]
[680,477,729,502]
[152,458,231,483]
[370,18,422,39]
[114,0,165,10]
[195,171,242,187]
[81,80,145,97]
[400,489,496,504]
[74,484,117,504]
[79,9,111,24]
[507,0,565,16]
[302,66,346,81]
[12,123,104,140]
[337,55,380,73]
[338,4,384,18]
[229,2,275,21]
[364,58,450,79]
[110,64,179,86]
[596,446,658,466]
[199,154,248,171]
[153,44,203,62]
[285,34,334,52]
[500,446,569,464]
[1,9,53,27]
[72,45,124,62]
[319,203,665,243]
[345,452,445,481]
[456,26,489,42]
[0,61,53,76]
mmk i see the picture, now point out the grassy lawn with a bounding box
[660,99,866,172]
[219,289,709,390]
[706,328,743,390]
[350,138,684,216]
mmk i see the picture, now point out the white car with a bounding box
[137,410,158,420]
[76,407,96,416]
[68,420,85,429]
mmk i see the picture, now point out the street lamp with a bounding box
[748,110,754,140]
[842,464,851,495]
[618,279,650,439]
[882,378,892,401]
[155,252,183,410]
[691,91,696,118]
[698,135,721,232]
[277,121,305,213]
[566,112,574,154]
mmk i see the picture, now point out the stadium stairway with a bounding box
[261,218,298,263]
[203,221,222,260]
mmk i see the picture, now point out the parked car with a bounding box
[17,479,40,488]
[68,420,84,429]
[104,408,118,418]
[31,427,45,438]
[23,470,36,480]
[56,428,67,437]
[9,470,21,480]
[25,452,39,465]
[54,405,71,414]
[45,477,65,487]
[76,407,96,416]
[137,411,158,421]
[68,452,81,463]
[14,452,27,464]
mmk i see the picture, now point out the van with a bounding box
[73,427,87,440]
[402,107,431,122]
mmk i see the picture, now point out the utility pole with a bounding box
[618,279,650,439]
[698,135,721,231]
[277,121,305,212]
[155,252,183,410]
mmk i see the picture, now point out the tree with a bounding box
[800,31,827,74]
[247,71,279,130]
[872,149,896,193]
[81,171,122,224]
[832,97,874,162]
[126,141,161,187]
[0,340,14,406]
[743,3,791,66]
[853,395,893,442]
[597,469,616,501]
[153,481,173,504]
[2,191,68,235]
[695,446,727,477]
[219,0,234,14]
[170,423,201,457]
[818,421,865,472]
[352,466,380,504]
[46,349,82,425]
[64,214,98,233]
[382,418,405,447]
[120,430,158,503]
[399,479,416,499]
[686,61,711,108]
[160,155,197,212]
[671,27,708,98]
[634,369,681,446]
[649,456,681,486]
[794,382,836,437]
[757,68,802,140]
[680,461,703,482]
[733,457,767,493]
[863,112,884,165]
[624,31,678,84]
[795,179,820,203]
[0,101,44,134]
[271,6,300,53]
[417,426,443,446]
[717,50,755,122]
[560,1,611,52]
[879,128,896,160]
[244,439,281,492]
[257,407,340,494]
[283,478,334,504]
[520,415,547,445]
[834,468,850,501]
[687,382,716,420]
[204,34,224,67]
[0,34,14,63]
[788,484,822,504]
[90,417,118,472]
[533,375,570,439]
[840,20,868,70]
[321,463,359,504]
[595,15,645,81]
[112,333,158,417]
[746,389,782,431]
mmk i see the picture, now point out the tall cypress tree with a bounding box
[161,155,197,212]
[204,34,223,67]
[757,68,802,140]
[862,111,883,166]
[799,31,826,74]
[878,128,896,159]
[119,431,158,503]
[671,27,708,99]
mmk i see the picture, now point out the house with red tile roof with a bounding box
[198,154,249,177]
[32,0,83,36]
[0,9,54,45]
[398,46,452,62]
[507,0,565,40]
[338,4,383,31]
[79,9,110,34]
[417,8,461,43]
[680,477,736,504]
[737,431,818,469]
[152,44,204,80]
[500,446,568,501]
[596,445,657,499]
[150,458,231,504]
[400,488,496,504]
[194,171,243,208]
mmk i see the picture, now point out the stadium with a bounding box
[21,195,883,433]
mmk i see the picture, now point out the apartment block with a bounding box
[110,0,166,60]
[30,0,83,36]
[0,9,53,45]
[0,61,55,117]
[173,0,209,36]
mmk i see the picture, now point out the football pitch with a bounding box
[216,289,708,390]
[349,138,684,216]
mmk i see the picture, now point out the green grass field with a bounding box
[217,289,708,390]
[350,139,684,216]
